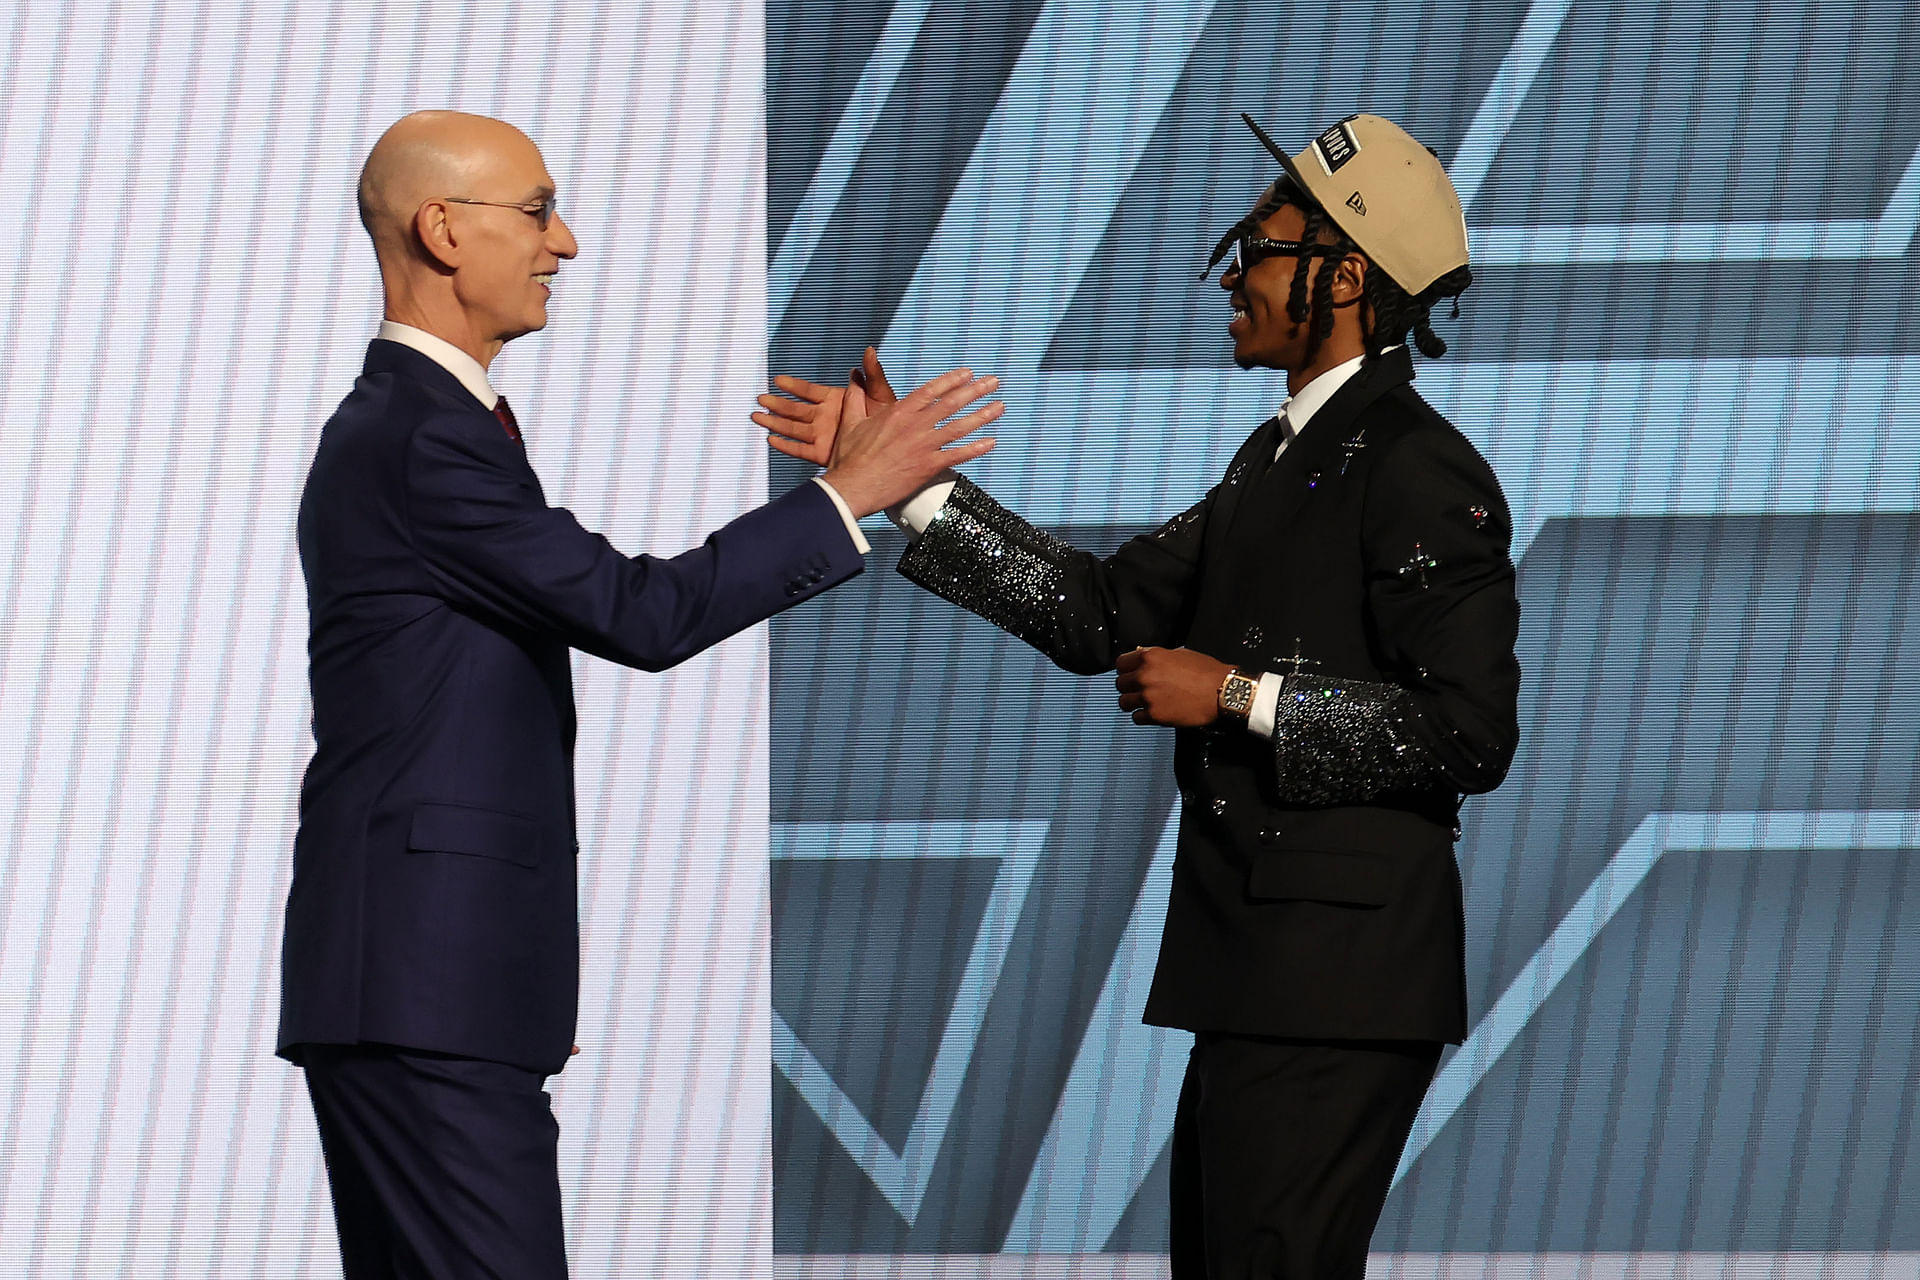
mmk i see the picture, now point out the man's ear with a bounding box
[1331,252,1367,303]
[413,199,461,270]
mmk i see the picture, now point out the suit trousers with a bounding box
[1168,1033,1441,1280]
[302,1043,567,1280]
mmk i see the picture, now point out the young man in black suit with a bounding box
[762,113,1521,1278]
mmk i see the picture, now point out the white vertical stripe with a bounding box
[0,1,770,1273]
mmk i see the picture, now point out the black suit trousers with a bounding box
[302,1044,567,1280]
[1169,1033,1441,1280]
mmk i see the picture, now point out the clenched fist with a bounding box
[1114,647,1235,728]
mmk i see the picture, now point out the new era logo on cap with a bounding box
[1242,111,1470,295]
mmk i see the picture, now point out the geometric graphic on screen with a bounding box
[1397,808,1920,1185]
[769,0,1920,1262]
[771,513,1920,1253]
[1017,810,1920,1250]
[771,821,1047,1224]
[773,0,1920,374]
[1045,0,1920,366]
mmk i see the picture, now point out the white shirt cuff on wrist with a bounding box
[811,476,871,555]
[887,473,960,538]
[1247,673,1282,740]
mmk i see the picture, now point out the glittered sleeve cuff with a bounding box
[1269,672,1448,806]
[895,474,1083,655]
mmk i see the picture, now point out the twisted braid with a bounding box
[1201,182,1294,279]
[1205,175,1473,362]
[1364,261,1474,358]
[1281,203,1348,363]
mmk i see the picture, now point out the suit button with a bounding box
[809,570,823,583]
[1258,828,1278,844]
[1210,797,1227,817]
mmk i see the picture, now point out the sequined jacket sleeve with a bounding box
[895,474,1213,676]
[1271,427,1521,803]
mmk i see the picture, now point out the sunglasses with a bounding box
[1227,234,1344,276]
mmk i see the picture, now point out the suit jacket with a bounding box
[899,347,1520,1043]
[278,339,863,1073]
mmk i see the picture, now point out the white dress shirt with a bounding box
[373,320,870,553]
[889,350,1396,738]
[1240,351,1374,737]
[377,320,498,408]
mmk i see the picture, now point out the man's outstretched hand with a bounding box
[819,366,1001,518]
[756,346,900,466]
[1115,647,1234,728]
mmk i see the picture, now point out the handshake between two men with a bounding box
[755,346,1249,731]
[287,108,1514,1280]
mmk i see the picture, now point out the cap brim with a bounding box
[1241,113,1315,199]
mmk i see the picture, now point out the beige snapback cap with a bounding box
[1244,112,1469,295]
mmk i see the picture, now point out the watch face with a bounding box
[1223,675,1255,714]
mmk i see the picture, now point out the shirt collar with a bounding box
[1278,345,1402,434]
[375,320,498,410]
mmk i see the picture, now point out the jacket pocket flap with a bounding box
[1265,806,1447,852]
[1248,848,1396,906]
[408,803,541,868]
[1246,807,1447,905]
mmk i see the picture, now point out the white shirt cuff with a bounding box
[811,476,871,555]
[1246,673,1283,740]
[887,473,960,538]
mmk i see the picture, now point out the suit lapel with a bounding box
[364,339,537,478]
[1227,347,1418,543]
[1229,414,1344,541]
[364,339,510,431]
[1204,416,1283,538]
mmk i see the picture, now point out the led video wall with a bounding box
[4,2,1919,1276]
[1,2,775,1275]
[767,1,1920,1273]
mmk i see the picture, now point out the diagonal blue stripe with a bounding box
[768,0,933,329]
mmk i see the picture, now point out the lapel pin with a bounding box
[1278,637,1323,677]
[1398,543,1440,590]
[1339,430,1368,475]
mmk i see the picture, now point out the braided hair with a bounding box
[1204,175,1472,363]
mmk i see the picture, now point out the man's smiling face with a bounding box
[446,135,579,346]
[1219,200,1326,373]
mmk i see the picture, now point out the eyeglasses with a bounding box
[1228,235,1338,276]
[444,195,558,230]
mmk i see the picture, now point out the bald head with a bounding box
[357,110,576,367]
[358,111,541,256]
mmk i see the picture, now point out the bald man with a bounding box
[278,111,1001,1278]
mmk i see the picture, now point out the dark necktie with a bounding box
[1256,411,1294,479]
[493,396,521,442]
[1274,411,1296,460]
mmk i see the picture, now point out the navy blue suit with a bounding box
[280,339,861,1276]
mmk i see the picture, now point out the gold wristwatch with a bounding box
[1217,667,1259,724]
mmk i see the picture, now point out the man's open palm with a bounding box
[819,366,1000,518]
[756,346,900,465]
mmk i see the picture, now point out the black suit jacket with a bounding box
[279,340,864,1073]
[900,348,1520,1043]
